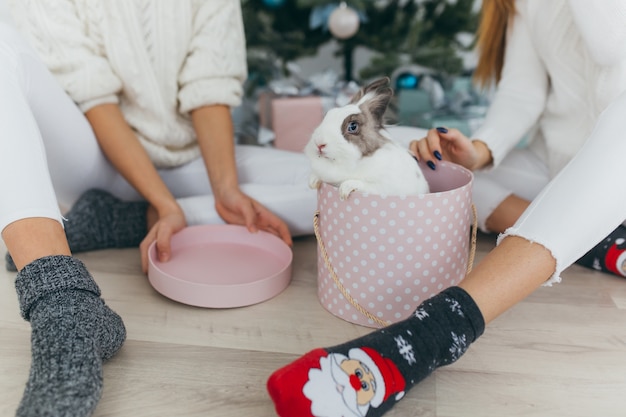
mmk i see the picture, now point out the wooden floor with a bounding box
[2,233,626,417]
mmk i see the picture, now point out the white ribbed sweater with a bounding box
[9,0,247,168]
[473,0,626,177]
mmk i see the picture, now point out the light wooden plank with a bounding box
[2,234,626,416]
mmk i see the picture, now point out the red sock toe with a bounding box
[267,348,328,417]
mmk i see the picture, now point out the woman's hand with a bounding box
[139,204,187,273]
[410,127,491,171]
[189,105,292,247]
[215,187,293,247]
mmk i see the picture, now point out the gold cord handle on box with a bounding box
[313,204,478,328]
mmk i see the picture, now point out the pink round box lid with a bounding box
[148,224,293,308]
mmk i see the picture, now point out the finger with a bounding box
[279,228,293,247]
[155,226,173,263]
[261,217,293,247]
[264,224,279,238]
[408,140,420,157]
[435,126,468,146]
[416,133,438,170]
[252,202,292,246]
[271,219,293,246]
[426,127,446,161]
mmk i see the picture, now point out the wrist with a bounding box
[210,174,239,198]
[151,197,182,217]
[470,139,493,170]
[213,183,241,203]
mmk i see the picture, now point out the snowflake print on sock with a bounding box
[395,335,416,365]
[414,308,429,320]
[448,332,468,362]
[445,297,464,317]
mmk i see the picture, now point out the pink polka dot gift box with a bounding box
[314,161,475,328]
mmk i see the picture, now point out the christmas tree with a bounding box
[241,0,478,83]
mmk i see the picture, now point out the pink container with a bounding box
[148,225,293,308]
[315,161,474,328]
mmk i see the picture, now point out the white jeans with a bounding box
[500,91,626,284]
[0,24,316,237]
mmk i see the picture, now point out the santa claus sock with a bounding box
[5,189,148,271]
[576,225,626,278]
[267,286,484,417]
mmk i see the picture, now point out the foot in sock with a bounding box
[5,189,148,271]
[15,255,126,417]
[63,188,148,253]
[267,286,484,417]
[577,224,626,277]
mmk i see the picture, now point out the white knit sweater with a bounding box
[473,0,626,177]
[9,0,247,168]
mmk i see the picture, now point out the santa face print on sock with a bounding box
[581,226,626,277]
[267,287,485,417]
[303,347,406,417]
[604,237,626,276]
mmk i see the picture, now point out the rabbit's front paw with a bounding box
[308,175,322,190]
[338,180,364,200]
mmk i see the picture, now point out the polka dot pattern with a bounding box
[315,162,474,328]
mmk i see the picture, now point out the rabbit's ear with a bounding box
[354,77,393,124]
[363,77,392,96]
[350,77,391,105]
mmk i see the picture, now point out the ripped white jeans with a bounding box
[0,23,316,237]
[499,90,626,284]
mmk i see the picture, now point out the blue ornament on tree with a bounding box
[262,0,286,8]
[396,73,420,90]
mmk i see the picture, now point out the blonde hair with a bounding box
[473,0,516,88]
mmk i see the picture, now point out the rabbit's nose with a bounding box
[317,144,326,152]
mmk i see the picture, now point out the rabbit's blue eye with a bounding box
[347,121,359,133]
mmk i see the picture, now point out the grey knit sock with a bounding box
[15,255,126,417]
[64,189,148,253]
[5,189,148,271]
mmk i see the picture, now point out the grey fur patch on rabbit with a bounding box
[305,77,430,200]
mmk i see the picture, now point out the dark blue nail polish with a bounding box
[427,160,436,170]
[436,127,448,134]
[434,150,442,160]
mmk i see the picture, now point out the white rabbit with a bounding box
[305,77,430,200]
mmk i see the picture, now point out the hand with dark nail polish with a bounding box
[436,127,448,134]
[434,150,442,160]
[427,160,436,170]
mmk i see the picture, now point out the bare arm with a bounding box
[191,105,292,245]
[191,105,239,200]
[84,104,180,215]
[85,104,186,271]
